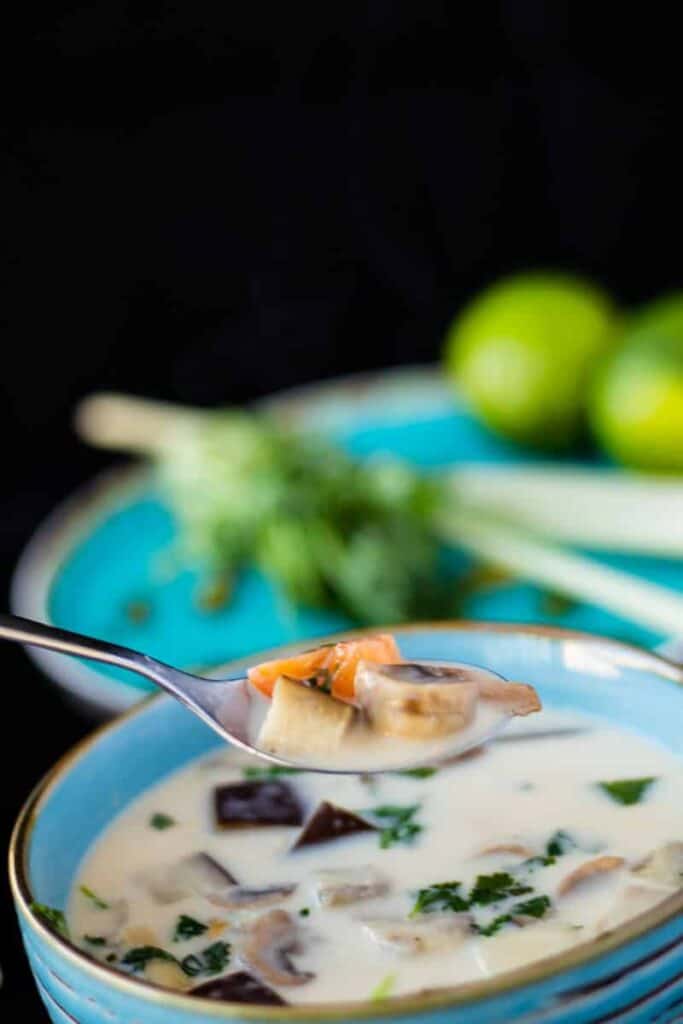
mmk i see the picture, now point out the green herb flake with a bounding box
[514,895,552,919]
[598,777,657,806]
[150,812,176,830]
[181,940,231,977]
[173,914,208,942]
[370,805,423,849]
[371,973,397,1000]
[242,765,304,779]
[299,907,310,917]
[30,903,69,938]
[546,830,576,857]
[84,935,107,946]
[79,885,109,909]
[469,872,533,906]
[520,855,556,872]
[106,953,118,963]
[122,946,177,972]
[411,881,469,917]
[396,767,438,779]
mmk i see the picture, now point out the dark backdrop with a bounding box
[2,3,683,1017]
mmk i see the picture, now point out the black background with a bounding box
[2,3,683,1017]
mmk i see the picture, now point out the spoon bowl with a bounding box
[0,613,515,773]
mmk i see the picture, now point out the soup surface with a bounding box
[68,712,683,1007]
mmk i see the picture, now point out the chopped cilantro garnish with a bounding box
[299,907,310,917]
[84,935,107,946]
[598,777,657,806]
[546,830,577,857]
[514,895,552,920]
[79,885,109,909]
[243,765,304,779]
[411,881,469,916]
[106,952,118,963]
[150,812,176,830]
[181,940,231,977]
[370,805,423,849]
[412,873,552,937]
[173,914,208,942]
[520,855,556,872]
[122,946,177,972]
[396,767,438,779]
[30,902,69,938]
[469,872,533,905]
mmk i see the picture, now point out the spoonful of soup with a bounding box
[0,616,540,773]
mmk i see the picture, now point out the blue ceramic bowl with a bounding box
[10,623,683,1024]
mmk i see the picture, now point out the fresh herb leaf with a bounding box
[150,812,176,830]
[469,872,533,905]
[106,953,118,963]
[371,973,397,1000]
[546,830,576,857]
[299,907,310,917]
[411,881,469,916]
[474,894,552,936]
[173,915,208,942]
[122,946,177,972]
[242,765,304,779]
[84,935,107,946]
[513,895,552,920]
[181,941,231,977]
[396,767,438,779]
[598,777,657,806]
[520,855,556,872]
[30,902,69,938]
[79,885,109,909]
[370,805,423,849]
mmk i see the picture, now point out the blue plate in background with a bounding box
[11,365,682,714]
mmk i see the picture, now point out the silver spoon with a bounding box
[0,612,511,773]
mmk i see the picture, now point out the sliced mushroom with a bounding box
[210,884,297,910]
[598,882,672,933]
[558,856,625,896]
[144,958,192,992]
[476,843,536,859]
[355,661,480,740]
[80,898,129,940]
[476,677,541,716]
[632,842,683,890]
[363,914,471,954]
[239,910,313,987]
[257,676,354,758]
[314,866,390,907]
[192,970,287,1005]
[139,853,237,904]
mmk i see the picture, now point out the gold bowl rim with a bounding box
[9,620,683,1021]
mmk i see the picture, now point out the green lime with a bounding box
[590,292,683,472]
[444,272,619,450]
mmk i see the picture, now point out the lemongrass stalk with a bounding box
[447,465,683,558]
[437,507,683,637]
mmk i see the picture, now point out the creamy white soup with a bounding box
[67,711,683,1007]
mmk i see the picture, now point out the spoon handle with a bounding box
[0,612,172,686]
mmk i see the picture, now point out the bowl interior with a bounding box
[24,625,683,912]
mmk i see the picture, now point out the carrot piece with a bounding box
[247,648,329,699]
[324,635,403,702]
[247,634,403,702]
